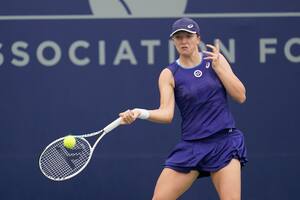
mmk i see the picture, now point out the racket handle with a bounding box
[103,117,121,133]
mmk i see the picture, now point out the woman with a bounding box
[119,17,247,200]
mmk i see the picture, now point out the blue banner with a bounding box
[0,1,299,199]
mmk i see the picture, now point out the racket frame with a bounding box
[39,117,121,181]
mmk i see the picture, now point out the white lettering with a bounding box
[11,41,29,67]
[141,40,160,65]
[2,37,299,68]
[113,40,137,65]
[69,40,90,66]
[260,38,277,63]
[218,39,235,63]
[168,41,176,63]
[284,37,300,63]
[37,41,61,66]
[99,40,106,65]
[0,43,4,66]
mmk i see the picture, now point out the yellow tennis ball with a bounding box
[63,135,76,149]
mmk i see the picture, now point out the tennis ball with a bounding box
[63,135,76,149]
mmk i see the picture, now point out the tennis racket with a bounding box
[39,117,121,181]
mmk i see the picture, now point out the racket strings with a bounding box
[40,138,91,180]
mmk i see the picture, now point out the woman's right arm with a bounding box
[147,68,175,123]
[119,68,175,124]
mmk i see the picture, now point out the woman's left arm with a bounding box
[205,40,246,104]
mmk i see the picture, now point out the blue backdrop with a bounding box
[0,1,299,199]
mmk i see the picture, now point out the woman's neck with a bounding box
[179,51,201,68]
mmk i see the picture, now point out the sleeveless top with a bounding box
[167,53,235,140]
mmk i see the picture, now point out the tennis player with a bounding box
[119,17,247,200]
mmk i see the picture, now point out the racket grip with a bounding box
[103,117,121,133]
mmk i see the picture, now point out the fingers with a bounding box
[203,51,219,61]
[119,109,137,125]
[206,44,217,53]
[203,39,220,61]
[206,39,220,52]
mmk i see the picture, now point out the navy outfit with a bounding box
[164,53,247,177]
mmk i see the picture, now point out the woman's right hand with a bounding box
[119,109,141,125]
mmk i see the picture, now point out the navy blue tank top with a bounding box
[167,53,235,140]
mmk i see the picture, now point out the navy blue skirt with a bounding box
[164,128,248,177]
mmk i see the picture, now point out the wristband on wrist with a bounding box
[136,108,150,120]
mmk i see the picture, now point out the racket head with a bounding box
[39,136,92,181]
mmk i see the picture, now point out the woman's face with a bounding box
[172,31,200,56]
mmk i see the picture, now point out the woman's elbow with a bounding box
[165,118,173,124]
[236,93,246,104]
[163,112,174,124]
[163,115,173,124]
[157,107,174,123]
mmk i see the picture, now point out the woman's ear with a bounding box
[197,35,201,44]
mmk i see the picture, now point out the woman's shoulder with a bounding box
[160,67,173,78]
[159,68,175,88]
[164,61,179,75]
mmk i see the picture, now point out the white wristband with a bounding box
[136,108,150,120]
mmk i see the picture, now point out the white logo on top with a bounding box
[89,0,188,18]
[187,24,194,28]
[194,70,202,78]
[205,62,210,68]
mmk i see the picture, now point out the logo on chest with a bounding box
[205,62,210,68]
[193,70,202,78]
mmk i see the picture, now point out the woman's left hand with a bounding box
[203,39,221,69]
